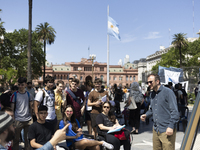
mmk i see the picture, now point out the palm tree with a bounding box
[27,0,32,82]
[171,33,187,68]
[35,22,56,85]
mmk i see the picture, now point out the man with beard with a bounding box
[0,112,15,150]
[34,75,57,134]
[88,78,109,139]
[140,74,179,150]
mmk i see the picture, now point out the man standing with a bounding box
[64,78,85,123]
[10,77,33,150]
[28,105,54,150]
[0,112,15,150]
[54,80,64,129]
[34,75,57,133]
[88,78,109,139]
[141,74,179,150]
[26,82,36,99]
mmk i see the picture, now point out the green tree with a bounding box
[0,29,44,87]
[171,33,188,68]
[0,9,5,38]
[35,22,56,84]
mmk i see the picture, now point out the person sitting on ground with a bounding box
[96,101,131,150]
[59,105,114,150]
[28,105,55,150]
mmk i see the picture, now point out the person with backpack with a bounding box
[63,78,85,124]
[34,75,57,134]
[10,77,33,150]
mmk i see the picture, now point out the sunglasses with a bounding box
[66,110,73,114]
[103,106,110,109]
[146,81,153,84]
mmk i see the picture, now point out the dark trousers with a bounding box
[115,100,121,114]
[46,116,57,134]
[106,133,131,150]
[129,102,141,129]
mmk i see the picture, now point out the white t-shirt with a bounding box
[10,91,32,121]
[35,89,56,120]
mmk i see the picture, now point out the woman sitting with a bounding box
[59,105,114,150]
[96,101,131,150]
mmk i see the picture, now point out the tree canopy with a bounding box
[0,29,44,87]
[152,37,200,81]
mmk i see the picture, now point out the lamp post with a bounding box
[89,54,96,82]
[78,67,82,83]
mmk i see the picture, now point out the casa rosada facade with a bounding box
[33,58,138,88]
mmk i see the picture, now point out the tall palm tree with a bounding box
[35,22,56,85]
[171,33,187,68]
[27,0,32,82]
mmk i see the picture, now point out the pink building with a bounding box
[33,58,138,88]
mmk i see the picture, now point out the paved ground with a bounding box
[19,102,200,150]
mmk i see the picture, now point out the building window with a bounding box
[80,76,82,80]
[113,76,116,81]
[100,75,104,81]
[130,76,132,81]
[95,76,97,80]
[54,75,56,79]
[61,68,63,70]
[120,70,121,72]
[126,76,128,81]
[67,68,69,70]
[109,76,111,80]
[84,67,92,71]
[119,76,122,81]
[133,76,135,81]
[55,68,57,70]
[74,67,78,71]
[100,67,104,71]
[60,75,62,79]
[114,70,116,72]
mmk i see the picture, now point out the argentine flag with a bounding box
[108,16,121,40]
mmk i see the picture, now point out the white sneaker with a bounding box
[102,141,114,150]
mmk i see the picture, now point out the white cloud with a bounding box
[6,30,13,33]
[144,32,162,39]
[121,34,137,43]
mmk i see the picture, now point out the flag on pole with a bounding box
[108,16,121,40]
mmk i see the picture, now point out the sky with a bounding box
[1,0,200,65]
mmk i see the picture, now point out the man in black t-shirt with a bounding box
[28,105,54,150]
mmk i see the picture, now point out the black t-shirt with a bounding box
[96,113,114,134]
[28,121,54,150]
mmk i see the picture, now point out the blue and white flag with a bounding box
[108,16,121,40]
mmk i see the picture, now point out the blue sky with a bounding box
[1,0,200,65]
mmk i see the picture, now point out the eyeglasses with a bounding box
[103,106,110,109]
[66,110,73,114]
[146,81,153,84]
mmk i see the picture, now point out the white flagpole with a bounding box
[107,5,110,88]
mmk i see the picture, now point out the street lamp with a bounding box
[89,54,96,82]
[78,67,82,81]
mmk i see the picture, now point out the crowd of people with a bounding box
[0,73,194,150]
[0,75,132,150]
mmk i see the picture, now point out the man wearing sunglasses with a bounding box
[141,74,179,150]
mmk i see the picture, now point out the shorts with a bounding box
[85,111,91,121]
[90,113,99,128]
